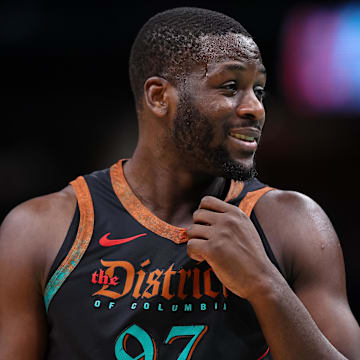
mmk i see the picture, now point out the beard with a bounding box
[170,91,257,182]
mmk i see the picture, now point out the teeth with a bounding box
[230,133,255,142]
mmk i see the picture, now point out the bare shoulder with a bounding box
[255,188,338,246]
[0,185,77,289]
[254,189,340,282]
[0,186,77,358]
[257,189,334,227]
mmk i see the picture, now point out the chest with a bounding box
[46,213,270,359]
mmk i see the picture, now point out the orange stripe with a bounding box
[44,176,94,311]
[239,186,274,217]
[224,180,244,202]
[110,160,247,244]
[110,160,188,244]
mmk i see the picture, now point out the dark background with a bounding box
[2,0,360,322]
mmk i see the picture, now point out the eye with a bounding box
[254,86,266,101]
[221,81,237,95]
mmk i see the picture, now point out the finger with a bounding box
[187,223,210,239]
[192,208,219,225]
[199,195,234,212]
[187,238,209,262]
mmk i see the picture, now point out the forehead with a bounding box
[185,33,265,83]
[197,33,261,64]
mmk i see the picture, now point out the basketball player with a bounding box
[0,7,359,360]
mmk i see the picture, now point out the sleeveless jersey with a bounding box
[44,160,282,360]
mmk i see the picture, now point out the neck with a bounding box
[123,148,228,228]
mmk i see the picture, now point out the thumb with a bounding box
[187,238,208,262]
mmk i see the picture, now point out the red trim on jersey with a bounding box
[257,347,270,360]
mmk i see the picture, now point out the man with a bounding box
[0,7,359,359]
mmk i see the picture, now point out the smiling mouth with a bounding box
[229,132,256,142]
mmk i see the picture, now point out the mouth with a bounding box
[227,128,260,154]
[228,127,260,142]
[229,132,257,143]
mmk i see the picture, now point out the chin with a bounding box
[232,157,255,171]
[190,146,257,181]
[212,157,257,182]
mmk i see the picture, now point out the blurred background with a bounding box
[1,0,360,321]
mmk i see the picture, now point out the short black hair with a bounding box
[129,7,253,104]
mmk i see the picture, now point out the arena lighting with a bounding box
[281,3,360,114]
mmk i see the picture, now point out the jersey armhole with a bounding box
[44,176,94,312]
[238,186,285,278]
[45,204,80,284]
[250,210,284,277]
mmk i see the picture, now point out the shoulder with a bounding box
[257,188,331,220]
[3,185,76,222]
[0,186,77,290]
[254,189,341,283]
[1,185,77,238]
[256,188,335,239]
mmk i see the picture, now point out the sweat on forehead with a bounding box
[165,33,261,82]
[197,33,261,64]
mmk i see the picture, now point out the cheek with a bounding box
[204,101,234,141]
[207,118,229,147]
[198,94,233,112]
[188,94,235,145]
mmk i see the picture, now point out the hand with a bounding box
[187,196,277,300]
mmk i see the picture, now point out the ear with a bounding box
[144,77,173,117]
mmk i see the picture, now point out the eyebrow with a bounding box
[217,63,267,75]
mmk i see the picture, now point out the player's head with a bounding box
[129,7,256,105]
[129,7,266,181]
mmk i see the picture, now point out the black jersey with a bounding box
[44,160,282,360]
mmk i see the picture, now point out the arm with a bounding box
[187,192,360,359]
[0,187,76,359]
[252,190,360,359]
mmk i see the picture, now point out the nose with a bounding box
[236,90,265,123]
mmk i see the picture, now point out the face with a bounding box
[170,35,266,181]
